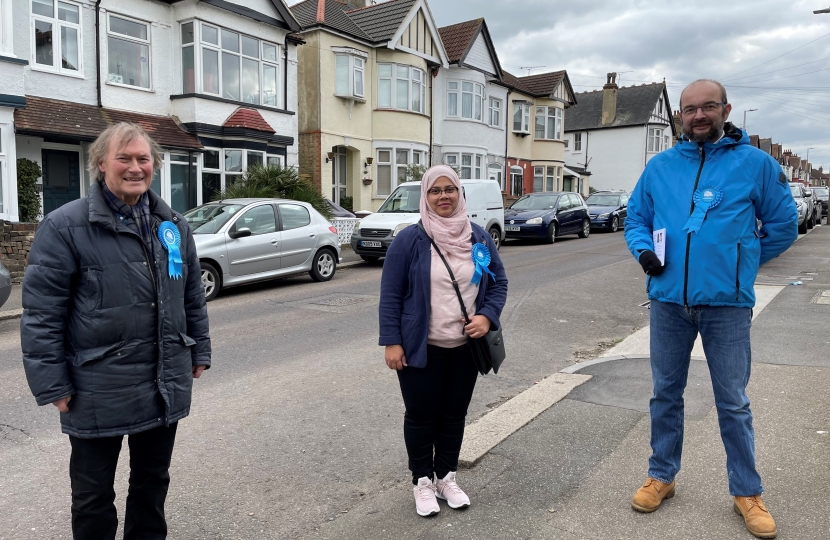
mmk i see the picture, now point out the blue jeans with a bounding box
[648,300,763,496]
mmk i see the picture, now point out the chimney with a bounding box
[601,72,618,126]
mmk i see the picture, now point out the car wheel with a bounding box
[200,262,220,302]
[488,226,501,250]
[360,255,380,263]
[578,219,591,238]
[310,249,337,282]
[544,222,556,244]
[610,216,619,233]
[798,217,808,234]
[808,212,815,229]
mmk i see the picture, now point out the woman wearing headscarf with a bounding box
[379,165,508,516]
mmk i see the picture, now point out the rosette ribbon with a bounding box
[470,242,497,286]
[157,221,183,279]
[683,187,723,234]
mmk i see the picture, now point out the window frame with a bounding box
[513,102,530,134]
[488,162,504,191]
[534,105,563,140]
[648,128,663,152]
[334,52,365,99]
[182,20,282,108]
[30,0,84,77]
[489,97,501,127]
[573,133,582,152]
[378,63,426,114]
[106,12,152,90]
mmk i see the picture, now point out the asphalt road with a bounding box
[0,229,652,539]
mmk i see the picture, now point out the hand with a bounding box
[52,396,71,413]
[464,315,491,339]
[385,345,407,370]
[638,250,665,276]
[192,365,207,379]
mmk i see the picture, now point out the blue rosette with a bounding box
[157,221,183,279]
[683,187,723,234]
[470,242,497,286]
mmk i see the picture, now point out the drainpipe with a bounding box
[504,88,511,193]
[429,67,437,166]
[95,0,102,107]
[283,41,289,111]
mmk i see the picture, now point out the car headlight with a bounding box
[598,213,610,219]
[352,222,360,235]
[392,223,412,236]
[525,217,543,225]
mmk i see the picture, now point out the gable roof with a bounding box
[347,0,417,42]
[291,0,374,41]
[437,18,503,80]
[518,71,567,97]
[565,83,672,132]
[291,0,416,43]
[223,108,276,133]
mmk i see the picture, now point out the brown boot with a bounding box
[631,478,676,512]
[733,495,777,539]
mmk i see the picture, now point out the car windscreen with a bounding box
[510,194,558,211]
[585,195,621,206]
[183,203,245,234]
[377,185,421,213]
[790,185,802,198]
[812,187,828,197]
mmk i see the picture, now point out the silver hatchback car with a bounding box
[183,198,342,301]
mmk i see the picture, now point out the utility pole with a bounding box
[742,109,757,130]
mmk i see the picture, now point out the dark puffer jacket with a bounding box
[21,181,211,438]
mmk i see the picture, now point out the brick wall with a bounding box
[298,131,322,192]
[0,221,38,283]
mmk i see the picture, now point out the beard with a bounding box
[682,115,725,143]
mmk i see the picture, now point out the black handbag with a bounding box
[418,222,505,375]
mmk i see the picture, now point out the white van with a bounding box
[350,180,505,261]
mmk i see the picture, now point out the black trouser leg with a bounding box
[123,423,178,540]
[397,344,479,484]
[69,434,123,540]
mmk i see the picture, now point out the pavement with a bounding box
[308,225,830,540]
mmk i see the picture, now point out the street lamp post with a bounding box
[806,148,815,182]
[742,108,758,130]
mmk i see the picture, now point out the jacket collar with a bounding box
[89,181,177,231]
[676,121,747,158]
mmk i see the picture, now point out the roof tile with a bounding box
[565,83,670,131]
[437,19,482,64]
[223,108,276,133]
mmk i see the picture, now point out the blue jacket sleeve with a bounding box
[755,158,798,265]
[475,231,508,330]
[20,216,77,406]
[624,168,655,260]
[378,234,410,346]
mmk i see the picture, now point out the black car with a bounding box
[811,186,828,218]
[504,192,590,244]
[585,191,629,232]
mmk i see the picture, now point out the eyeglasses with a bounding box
[427,186,459,196]
[681,102,725,116]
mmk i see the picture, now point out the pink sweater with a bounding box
[427,246,479,348]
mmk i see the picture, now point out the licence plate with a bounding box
[361,241,382,247]
[505,226,520,231]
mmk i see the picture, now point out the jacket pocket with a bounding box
[179,332,196,347]
[72,342,124,367]
[735,242,741,302]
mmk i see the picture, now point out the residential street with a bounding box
[1,226,829,539]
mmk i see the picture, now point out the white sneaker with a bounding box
[435,472,471,509]
[413,476,440,517]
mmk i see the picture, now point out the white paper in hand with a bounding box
[653,228,666,266]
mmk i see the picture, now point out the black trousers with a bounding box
[68,423,178,540]
[396,344,479,484]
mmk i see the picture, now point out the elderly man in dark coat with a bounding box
[20,122,211,540]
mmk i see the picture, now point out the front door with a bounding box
[42,149,81,215]
[331,147,347,205]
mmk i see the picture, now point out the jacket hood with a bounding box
[676,122,747,158]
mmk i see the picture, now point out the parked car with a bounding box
[183,198,342,301]
[789,183,812,234]
[351,180,505,261]
[585,191,629,232]
[810,186,830,220]
[504,192,591,244]
[0,260,11,309]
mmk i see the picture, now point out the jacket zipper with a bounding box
[684,146,706,307]
[735,242,741,302]
[646,275,652,294]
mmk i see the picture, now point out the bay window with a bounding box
[379,63,425,114]
[182,21,280,107]
[443,153,485,179]
[447,80,485,121]
[201,148,282,204]
[533,167,544,192]
[107,14,151,89]
[31,0,82,75]
[535,106,563,140]
[461,154,472,179]
[335,52,365,99]
[513,102,530,133]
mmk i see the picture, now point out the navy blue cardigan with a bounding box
[378,222,508,368]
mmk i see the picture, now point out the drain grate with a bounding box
[309,296,373,307]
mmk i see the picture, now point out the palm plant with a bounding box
[214,164,333,219]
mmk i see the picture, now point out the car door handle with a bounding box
[309,233,316,238]
[470,214,478,218]
[271,240,279,245]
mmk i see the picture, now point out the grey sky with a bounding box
[292,0,830,170]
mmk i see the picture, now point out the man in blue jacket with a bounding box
[625,79,796,539]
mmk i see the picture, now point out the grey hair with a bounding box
[679,79,728,108]
[87,122,163,182]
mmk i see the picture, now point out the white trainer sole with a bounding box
[416,506,439,517]
[435,490,470,509]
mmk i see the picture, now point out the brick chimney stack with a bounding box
[601,72,618,126]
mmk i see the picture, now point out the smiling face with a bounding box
[680,81,732,143]
[426,176,460,218]
[98,136,154,206]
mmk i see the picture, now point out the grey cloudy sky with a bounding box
[293,0,830,169]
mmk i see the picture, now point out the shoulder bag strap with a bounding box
[417,221,471,329]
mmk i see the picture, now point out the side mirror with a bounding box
[804,189,812,197]
[229,227,251,239]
